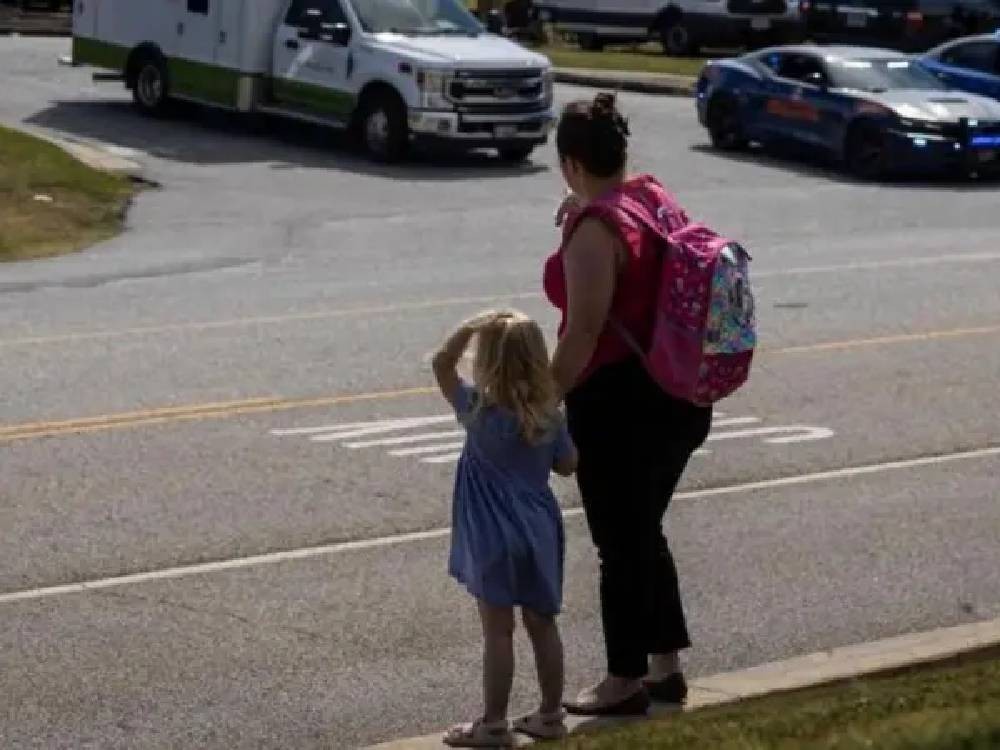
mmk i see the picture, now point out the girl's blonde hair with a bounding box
[471,310,561,444]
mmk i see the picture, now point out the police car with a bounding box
[919,31,1000,99]
[696,44,1000,177]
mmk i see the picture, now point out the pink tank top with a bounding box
[543,174,678,385]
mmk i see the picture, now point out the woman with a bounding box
[544,93,713,716]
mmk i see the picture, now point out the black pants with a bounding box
[566,357,712,679]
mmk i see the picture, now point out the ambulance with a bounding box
[71,0,555,161]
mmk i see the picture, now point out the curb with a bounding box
[555,68,696,98]
[363,616,1000,749]
[27,129,145,179]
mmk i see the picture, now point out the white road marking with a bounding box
[713,417,762,428]
[2,445,996,607]
[422,452,465,464]
[271,415,453,438]
[272,413,833,466]
[708,425,835,444]
[391,442,465,457]
[345,430,464,449]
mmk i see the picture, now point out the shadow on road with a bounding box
[690,144,1000,192]
[26,99,550,181]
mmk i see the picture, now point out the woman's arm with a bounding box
[551,218,621,398]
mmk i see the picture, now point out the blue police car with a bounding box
[919,32,1000,100]
[696,44,1000,178]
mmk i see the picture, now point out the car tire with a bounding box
[578,32,605,51]
[707,95,747,151]
[845,122,888,180]
[498,146,534,163]
[130,54,170,117]
[360,90,409,163]
[661,19,698,56]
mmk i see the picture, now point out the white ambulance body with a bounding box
[73,0,555,161]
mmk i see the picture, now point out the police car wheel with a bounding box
[845,123,888,180]
[707,95,746,151]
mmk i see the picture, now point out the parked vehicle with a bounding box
[531,0,802,56]
[800,0,1000,52]
[696,44,1000,177]
[71,0,555,163]
[919,31,1000,97]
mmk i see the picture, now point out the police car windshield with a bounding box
[348,0,483,35]
[827,58,947,92]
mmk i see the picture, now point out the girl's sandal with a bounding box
[513,709,568,741]
[514,711,569,740]
[443,718,514,748]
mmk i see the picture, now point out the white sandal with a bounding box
[513,709,568,741]
[443,718,514,748]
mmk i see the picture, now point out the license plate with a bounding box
[845,12,867,27]
[751,17,771,29]
[495,125,517,139]
[976,149,998,163]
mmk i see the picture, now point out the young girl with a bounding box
[432,310,578,748]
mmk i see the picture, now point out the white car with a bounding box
[533,0,802,56]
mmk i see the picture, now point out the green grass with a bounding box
[0,125,133,262]
[538,43,707,79]
[559,656,1000,749]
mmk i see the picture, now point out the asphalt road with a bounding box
[1,37,999,749]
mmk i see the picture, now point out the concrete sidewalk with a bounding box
[555,67,697,97]
[365,616,1000,749]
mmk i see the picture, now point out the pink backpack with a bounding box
[589,179,756,406]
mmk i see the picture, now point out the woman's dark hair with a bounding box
[556,92,631,178]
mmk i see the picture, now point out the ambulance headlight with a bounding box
[416,69,450,109]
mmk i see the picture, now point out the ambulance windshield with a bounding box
[348,0,484,35]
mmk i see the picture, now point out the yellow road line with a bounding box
[0,388,436,443]
[1,323,997,444]
[769,325,1000,355]
[0,293,542,349]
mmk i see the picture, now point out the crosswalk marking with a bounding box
[271,412,835,467]
[391,442,465,457]
[345,430,465,449]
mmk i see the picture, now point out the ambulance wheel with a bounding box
[498,146,534,163]
[360,90,408,163]
[131,54,170,116]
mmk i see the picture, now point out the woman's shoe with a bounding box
[564,687,650,717]
[644,672,688,705]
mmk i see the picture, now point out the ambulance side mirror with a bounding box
[320,22,352,46]
[298,8,323,40]
[485,9,505,35]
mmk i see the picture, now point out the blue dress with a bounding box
[448,381,572,616]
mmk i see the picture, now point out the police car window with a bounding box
[777,55,827,84]
[285,0,348,25]
[942,41,999,74]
